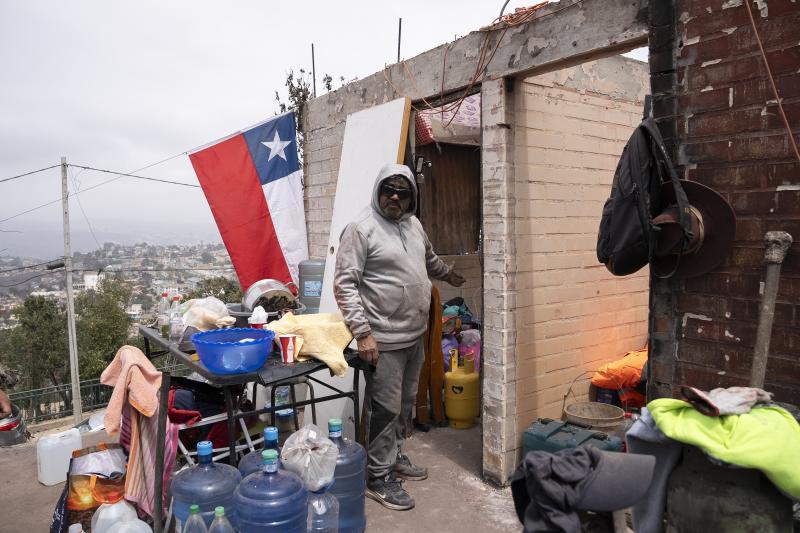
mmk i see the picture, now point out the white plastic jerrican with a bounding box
[37,428,82,486]
[108,518,152,532]
[91,501,138,533]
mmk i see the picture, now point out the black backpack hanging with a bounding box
[596,115,692,277]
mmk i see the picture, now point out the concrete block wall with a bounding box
[513,57,651,437]
[648,0,800,401]
[433,254,482,317]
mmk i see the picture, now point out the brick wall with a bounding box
[433,253,483,317]
[649,0,800,401]
[513,57,651,436]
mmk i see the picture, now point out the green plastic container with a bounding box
[522,418,623,456]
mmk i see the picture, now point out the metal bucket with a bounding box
[561,372,625,433]
[226,302,306,328]
[0,404,29,446]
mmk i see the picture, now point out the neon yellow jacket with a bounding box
[648,398,800,499]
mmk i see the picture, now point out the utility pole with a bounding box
[397,18,402,63]
[61,157,82,424]
[311,43,317,98]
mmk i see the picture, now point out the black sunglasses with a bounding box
[380,184,412,200]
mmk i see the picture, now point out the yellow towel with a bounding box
[265,312,352,376]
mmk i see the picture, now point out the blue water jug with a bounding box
[233,449,308,532]
[327,418,367,533]
[238,426,281,477]
[171,441,242,531]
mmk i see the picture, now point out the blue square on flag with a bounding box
[243,112,300,185]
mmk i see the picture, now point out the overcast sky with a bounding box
[0,1,647,259]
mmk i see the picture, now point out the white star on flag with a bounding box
[262,131,292,161]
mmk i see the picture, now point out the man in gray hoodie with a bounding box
[334,163,465,510]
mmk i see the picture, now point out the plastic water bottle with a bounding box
[238,426,281,478]
[183,504,208,533]
[208,507,234,533]
[171,441,241,531]
[232,449,307,532]
[157,291,170,338]
[327,418,367,533]
[307,487,340,533]
[169,295,183,341]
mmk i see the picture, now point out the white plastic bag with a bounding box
[280,424,338,492]
[182,296,234,331]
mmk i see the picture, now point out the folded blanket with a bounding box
[266,312,352,376]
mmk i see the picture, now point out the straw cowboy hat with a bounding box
[651,180,736,278]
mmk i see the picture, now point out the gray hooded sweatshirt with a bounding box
[333,163,451,350]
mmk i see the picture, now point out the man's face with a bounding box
[378,176,412,220]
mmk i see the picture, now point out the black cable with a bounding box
[68,164,200,188]
[0,164,61,184]
[69,166,103,250]
[0,271,57,288]
[74,266,235,272]
[0,151,190,225]
[0,258,64,274]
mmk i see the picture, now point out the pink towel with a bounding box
[101,345,162,435]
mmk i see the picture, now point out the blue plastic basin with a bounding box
[192,328,275,375]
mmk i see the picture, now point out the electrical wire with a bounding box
[742,0,800,164]
[69,166,103,251]
[73,266,235,273]
[0,164,60,184]
[68,164,201,188]
[0,258,64,274]
[0,271,57,288]
[0,151,190,226]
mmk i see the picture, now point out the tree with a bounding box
[0,296,69,390]
[74,277,132,379]
[200,251,214,264]
[184,276,242,303]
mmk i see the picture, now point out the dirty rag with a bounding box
[265,312,351,376]
[649,398,800,500]
[101,345,162,435]
[626,407,682,533]
[680,385,773,416]
[511,447,601,533]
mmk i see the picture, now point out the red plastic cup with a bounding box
[249,322,265,330]
[278,334,298,364]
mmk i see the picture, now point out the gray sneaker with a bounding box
[394,453,428,481]
[366,472,415,510]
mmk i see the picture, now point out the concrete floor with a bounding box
[0,423,519,532]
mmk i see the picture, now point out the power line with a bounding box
[76,266,236,273]
[68,164,201,188]
[0,151,189,226]
[69,166,102,250]
[0,271,58,288]
[0,164,61,184]
[0,258,64,274]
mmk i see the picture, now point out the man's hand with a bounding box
[356,334,379,365]
[0,390,11,419]
[447,270,466,287]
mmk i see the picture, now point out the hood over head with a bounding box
[371,163,417,221]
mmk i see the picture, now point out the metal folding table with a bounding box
[138,325,363,532]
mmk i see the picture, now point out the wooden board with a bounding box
[309,97,411,438]
[417,143,481,254]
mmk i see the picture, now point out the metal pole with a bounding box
[397,18,402,63]
[61,157,82,424]
[311,43,317,98]
[750,231,793,388]
[153,371,171,533]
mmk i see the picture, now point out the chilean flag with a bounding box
[189,112,308,292]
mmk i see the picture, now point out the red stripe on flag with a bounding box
[189,134,292,292]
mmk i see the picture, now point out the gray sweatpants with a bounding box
[364,339,425,480]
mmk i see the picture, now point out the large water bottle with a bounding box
[208,507,234,533]
[308,487,340,533]
[238,426,281,478]
[171,441,242,531]
[183,505,208,533]
[233,449,308,532]
[327,418,367,533]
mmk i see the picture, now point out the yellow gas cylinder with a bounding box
[444,348,480,429]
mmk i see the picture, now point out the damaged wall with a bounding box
[513,56,650,436]
[649,0,800,400]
